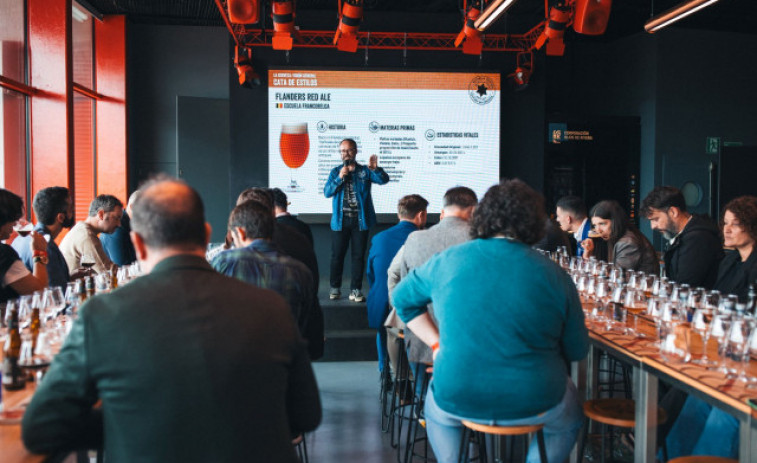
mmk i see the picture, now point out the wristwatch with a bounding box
[32,250,49,265]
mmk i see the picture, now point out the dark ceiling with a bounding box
[81,0,757,38]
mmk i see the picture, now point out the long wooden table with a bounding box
[573,306,757,463]
[0,382,43,463]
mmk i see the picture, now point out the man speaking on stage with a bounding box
[324,138,389,303]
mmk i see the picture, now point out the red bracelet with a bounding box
[431,342,440,353]
[32,250,48,258]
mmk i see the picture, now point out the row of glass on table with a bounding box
[1,261,142,392]
[542,248,757,389]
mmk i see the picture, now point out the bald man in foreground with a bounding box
[22,177,321,462]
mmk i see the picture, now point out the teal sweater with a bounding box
[393,238,589,420]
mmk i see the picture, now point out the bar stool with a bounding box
[404,364,433,462]
[390,332,416,458]
[667,458,738,463]
[292,434,309,463]
[578,398,667,463]
[381,347,393,432]
[458,421,548,463]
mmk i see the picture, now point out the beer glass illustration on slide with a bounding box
[280,122,309,192]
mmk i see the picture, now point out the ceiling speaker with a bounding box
[573,0,612,35]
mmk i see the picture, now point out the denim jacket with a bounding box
[323,163,389,231]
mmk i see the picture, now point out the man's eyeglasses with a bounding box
[340,149,356,154]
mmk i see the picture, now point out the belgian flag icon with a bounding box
[276,103,283,108]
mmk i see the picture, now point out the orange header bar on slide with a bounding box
[269,70,501,90]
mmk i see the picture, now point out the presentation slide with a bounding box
[268,69,500,215]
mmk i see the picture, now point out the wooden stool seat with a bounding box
[668,458,738,463]
[583,398,667,428]
[459,420,547,462]
[461,420,545,436]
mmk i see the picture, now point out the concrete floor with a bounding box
[308,361,405,462]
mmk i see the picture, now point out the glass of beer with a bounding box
[279,122,309,192]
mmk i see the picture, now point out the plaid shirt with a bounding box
[211,239,315,333]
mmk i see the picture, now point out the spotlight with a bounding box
[272,0,297,50]
[228,0,259,24]
[454,1,484,56]
[234,46,260,87]
[334,0,363,52]
[535,4,571,56]
[507,51,533,90]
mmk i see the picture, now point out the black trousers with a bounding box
[329,215,369,290]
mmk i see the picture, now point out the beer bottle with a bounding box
[30,299,41,352]
[85,276,95,298]
[2,307,26,391]
[76,278,87,304]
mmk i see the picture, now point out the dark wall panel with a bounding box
[128,24,230,190]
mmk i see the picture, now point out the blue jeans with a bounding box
[664,396,739,459]
[424,376,583,463]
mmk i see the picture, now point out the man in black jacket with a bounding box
[271,187,314,247]
[641,186,723,288]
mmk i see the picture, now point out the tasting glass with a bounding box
[691,307,716,366]
[708,312,733,374]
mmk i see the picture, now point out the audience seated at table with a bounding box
[22,177,321,462]
[664,195,757,460]
[392,179,588,463]
[0,188,48,301]
[582,199,659,274]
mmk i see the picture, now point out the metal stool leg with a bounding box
[458,427,471,463]
[536,429,548,463]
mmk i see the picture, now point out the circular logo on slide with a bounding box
[317,121,328,132]
[425,129,436,141]
[369,121,380,133]
[469,76,496,105]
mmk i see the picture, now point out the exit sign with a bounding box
[706,137,721,155]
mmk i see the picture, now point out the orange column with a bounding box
[28,0,73,194]
[95,15,127,202]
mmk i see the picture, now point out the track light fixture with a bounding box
[234,45,260,87]
[644,0,720,33]
[334,0,363,52]
[455,0,484,55]
[227,0,259,24]
[272,0,298,50]
[473,0,519,32]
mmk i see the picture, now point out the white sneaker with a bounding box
[349,289,365,302]
[329,288,341,300]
